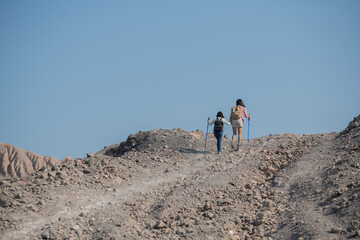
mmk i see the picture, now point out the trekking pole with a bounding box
[247,116,250,146]
[204,117,210,153]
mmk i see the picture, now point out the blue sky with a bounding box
[1,1,359,159]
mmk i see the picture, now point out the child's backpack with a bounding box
[231,106,243,120]
[214,118,224,132]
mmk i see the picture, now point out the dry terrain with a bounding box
[0,115,359,240]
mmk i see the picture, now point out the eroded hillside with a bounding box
[0,144,60,178]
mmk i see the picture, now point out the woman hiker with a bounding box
[208,111,231,154]
[229,99,251,150]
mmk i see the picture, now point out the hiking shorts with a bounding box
[231,119,243,128]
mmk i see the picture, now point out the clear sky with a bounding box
[1,1,359,160]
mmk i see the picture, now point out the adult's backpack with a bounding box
[214,118,224,132]
[231,106,243,120]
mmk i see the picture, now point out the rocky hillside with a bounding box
[0,143,60,178]
[0,116,359,240]
[96,128,204,157]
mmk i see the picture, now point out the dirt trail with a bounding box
[1,154,204,240]
[273,134,339,239]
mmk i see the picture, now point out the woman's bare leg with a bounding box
[238,127,243,146]
[232,127,237,145]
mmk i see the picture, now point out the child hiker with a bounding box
[229,99,251,150]
[209,111,231,154]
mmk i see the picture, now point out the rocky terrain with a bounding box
[0,115,359,240]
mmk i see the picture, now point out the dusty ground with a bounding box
[0,116,359,240]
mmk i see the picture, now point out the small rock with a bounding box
[332,206,341,213]
[202,201,212,211]
[63,156,73,161]
[153,220,166,229]
[254,212,267,226]
[245,183,252,189]
[189,132,199,138]
[330,227,342,234]
[267,166,276,172]
[75,160,83,166]
[86,152,94,158]
[72,225,80,231]
[41,231,49,239]
[26,204,39,212]
[15,193,23,199]
[38,166,46,172]
[0,196,12,207]
[38,200,46,206]
[203,212,214,219]
[176,229,185,236]
[262,200,275,209]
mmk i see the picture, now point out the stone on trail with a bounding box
[26,204,39,212]
[153,220,167,229]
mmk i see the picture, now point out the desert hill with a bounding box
[0,143,60,178]
[0,115,359,239]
